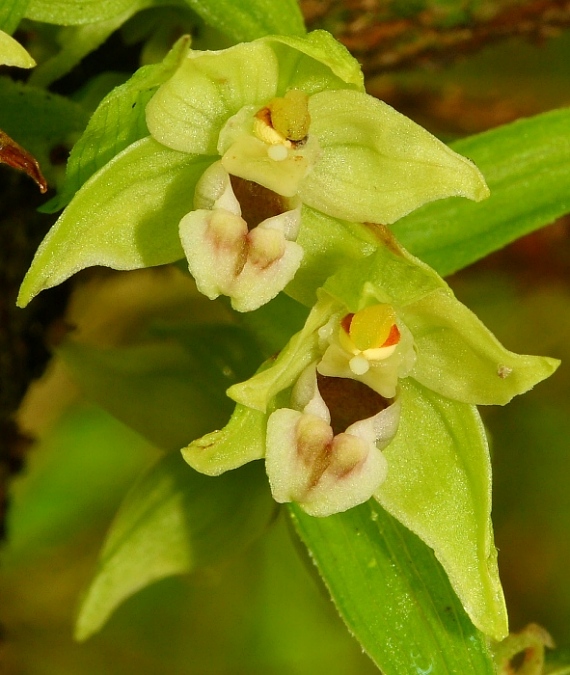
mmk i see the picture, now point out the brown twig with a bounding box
[301,0,570,75]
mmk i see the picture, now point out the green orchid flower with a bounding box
[182,234,558,641]
[16,31,489,312]
[145,30,489,312]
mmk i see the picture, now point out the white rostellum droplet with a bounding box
[349,354,370,375]
[267,144,289,161]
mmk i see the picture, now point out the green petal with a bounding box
[375,378,508,641]
[182,403,266,475]
[227,295,337,412]
[402,288,560,405]
[18,137,212,307]
[146,41,279,155]
[0,28,35,68]
[300,89,490,224]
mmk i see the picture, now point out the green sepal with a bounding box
[0,28,35,67]
[18,137,214,307]
[43,35,191,212]
[227,294,337,412]
[182,403,266,475]
[375,378,508,641]
[75,452,274,641]
[299,89,490,225]
[403,289,560,405]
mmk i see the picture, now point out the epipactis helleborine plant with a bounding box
[145,31,490,311]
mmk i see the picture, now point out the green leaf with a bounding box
[58,323,259,451]
[288,500,495,674]
[375,378,508,641]
[75,452,274,641]
[181,0,305,42]
[403,289,560,405]
[0,0,29,33]
[392,108,570,276]
[43,35,191,212]
[27,4,152,88]
[0,76,88,182]
[17,137,213,307]
[25,0,140,24]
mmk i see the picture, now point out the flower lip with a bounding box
[229,175,293,230]
[316,372,390,436]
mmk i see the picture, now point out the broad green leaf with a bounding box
[75,452,274,641]
[28,5,151,88]
[181,0,305,42]
[0,28,34,66]
[17,137,213,307]
[25,0,140,24]
[0,0,29,33]
[392,108,570,276]
[0,76,88,181]
[58,323,259,451]
[43,35,191,212]
[289,500,495,674]
[375,378,508,641]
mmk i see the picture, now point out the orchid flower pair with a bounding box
[17,27,559,640]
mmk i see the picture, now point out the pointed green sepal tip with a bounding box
[181,404,266,476]
[0,30,36,69]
